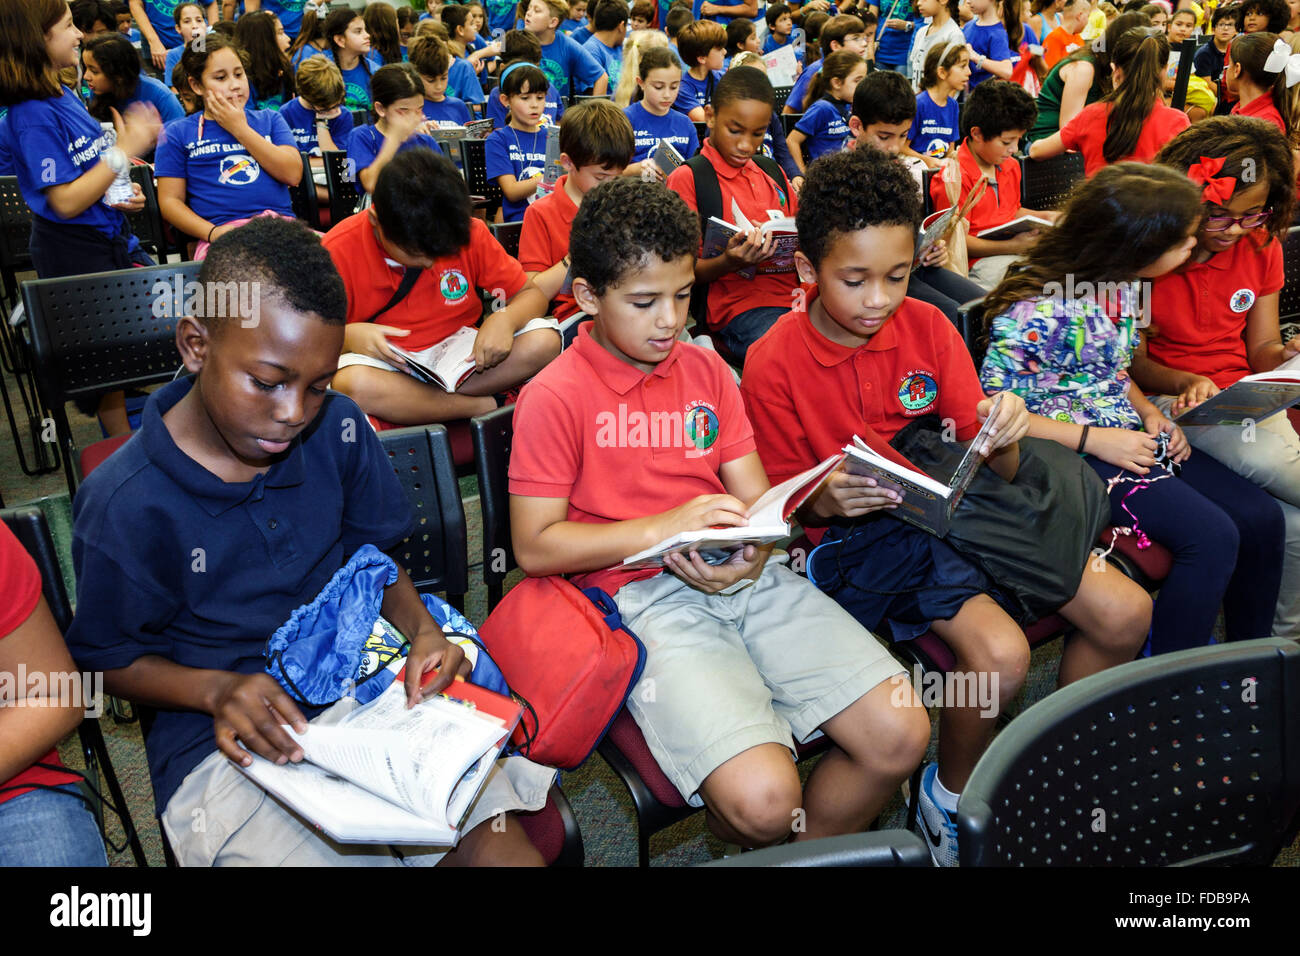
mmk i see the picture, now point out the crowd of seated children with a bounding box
[788,14,869,114]
[520,100,635,322]
[741,147,1150,865]
[787,50,866,171]
[509,174,933,852]
[584,0,630,88]
[624,45,700,178]
[524,0,610,99]
[326,148,558,426]
[406,35,474,130]
[486,61,553,222]
[64,216,554,867]
[979,161,1286,656]
[674,18,727,119]
[234,8,292,109]
[83,31,184,126]
[347,63,441,196]
[487,30,567,127]
[155,35,300,254]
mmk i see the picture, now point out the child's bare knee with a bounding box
[711,776,803,846]
[875,699,930,777]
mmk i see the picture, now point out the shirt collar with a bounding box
[795,287,900,367]
[140,377,307,516]
[700,140,747,181]
[572,322,684,395]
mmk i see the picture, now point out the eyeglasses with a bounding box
[1202,208,1273,232]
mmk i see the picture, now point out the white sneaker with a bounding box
[916,763,960,867]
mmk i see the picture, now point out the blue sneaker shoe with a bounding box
[917,762,960,867]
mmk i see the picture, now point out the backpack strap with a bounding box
[365,265,421,323]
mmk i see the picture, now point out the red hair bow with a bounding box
[1187,156,1236,205]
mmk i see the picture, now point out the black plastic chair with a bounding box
[781,112,803,137]
[569,93,614,107]
[126,164,170,261]
[286,151,322,230]
[1019,152,1085,210]
[1279,226,1300,322]
[350,108,370,128]
[322,149,361,227]
[458,138,503,219]
[22,260,200,494]
[958,638,1300,866]
[1,505,149,867]
[921,166,938,217]
[378,425,469,610]
[0,175,34,310]
[693,121,707,152]
[772,84,794,111]
[469,405,516,611]
[489,220,523,260]
[700,830,932,867]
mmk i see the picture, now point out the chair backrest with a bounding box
[1,506,73,633]
[489,221,523,260]
[459,138,503,216]
[378,425,469,604]
[954,296,987,366]
[286,151,321,230]
[569,93,613,107]
[693,122,707,153]
[0,176,34,272]
[469,405,515,611]
[124,165,171,261]
[322,149,360,227]
[959,638,1300,866]
[350,108,369,128]
[1019,152,1085,211]
[1279,226,1300,322]
[772,85,793,111]
[700,830,933,867]
[780,112,802,137]
[921,166,938,217]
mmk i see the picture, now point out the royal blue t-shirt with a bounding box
[164,44,185,85]
[7,88,133,242]
[291,44,326,71]
[64,377,414,816]
[624,100,699,162]
[964,19,1014,87]
[488,82,565,127]
[485,0,519,36]
[763,33,792,55]
[422,96,473,127]
[787,58,821,112]
[561,17,588,33]
[448,55,488,106]
[138,0,182,48]
[340,59,376,110]
[583,36,623,89]
[875,0,923,66]
[130,75,186,124]
[794,96,851,161]
[673,69,722,114]
[279,98,355,154]
[485,125,548,221]
[570,25,593,45]
[540,32,606,97]
[908,91,960,158]
[247,77,291,112]
[347,125,442,193]
[690,0,754,27]
[154,108,297,225]
[0,111,12,177]
[260,0,307,39]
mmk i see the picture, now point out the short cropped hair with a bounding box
[372,148,473,260]
[665,5,693,38]
[766,2,792,27]
[796,147,922,267]
[569,178,700,296]
[678,19,727,66]
[407,34,452,77]
[712,64,775,112]
[821,13,867,49]
[502,28,544,62]
[295,55,346,110]
[560,99,635,169]
[1210,3,1241,27]
[593,0,631,30]
[961,78,1037,140]
[850,69,914,127]
[629,0,656,24]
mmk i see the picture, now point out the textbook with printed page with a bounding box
[700,198,800,278]
[238,662,522,845]
[390,326,479,392]
[651,139,687,176]
[763,43,800,87]
[913,178,984,270]
[976,214,1054,241]
[1173,357,1300,427]
[427,118,495,142]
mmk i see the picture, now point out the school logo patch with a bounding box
[685,401,720,452]
[898,371,939,413]
[1229,288,1255,313]
[344,83,370,109]
[218,155,260,186]
[440,269,470,303]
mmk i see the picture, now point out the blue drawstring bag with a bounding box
[264,544,509,707]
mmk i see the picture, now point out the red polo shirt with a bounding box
[1059,101,1190,177]
[1232,92,1286,135]
[665,141,800,331]
[1147,231,1282,389]
[322,212,527,352]
[930,141,1022,248]
[741,292,985,542]
[509,323,757,595]
[518,174,580,321]
[0,523,79,805]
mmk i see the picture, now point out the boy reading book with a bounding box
[519,99,635,324]
[63,218,552,866]
[509,176,930,849]
[325,149,559,425]
[408,35,474,129]
[741,147,1152,865]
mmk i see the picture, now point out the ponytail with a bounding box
[805,49,862,109]
[618,30,671,106]
[1102,27,1168,163]
[1232,32,1300,148]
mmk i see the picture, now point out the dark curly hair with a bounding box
[569,178,699,296]
[1239,0,1289,32]
[961,79,1037,141]
[796,147,921,267]
[199,217,347,328]
[1154,115,1295,240]
[372,148,472,260]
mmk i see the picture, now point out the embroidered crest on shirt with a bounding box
[1229,288,1255,313]
[218,155,260,186]
[684,400,720,454]
[440,269,470,303]
[898,371,939,413]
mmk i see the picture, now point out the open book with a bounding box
[427,118,494,142]
[390,325,479,392]
[701,198,799,279]
[763,43,800,88]
[913,178,985,270]
[651,139,687,176]
[543,123,563,188]
[238,662,523,845]
[1173,358,1300,427]
[977,214,1054,241]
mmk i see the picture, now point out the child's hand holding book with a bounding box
[663,544,768,595]
[723,227,779,270]
[402,628,473,709]
[348,322,413,368]
[211,671,309,768]
[472,312,516,371]
[804,468,903,521]
[975,391,1029,456]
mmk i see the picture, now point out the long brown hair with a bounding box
[1101,26,1169,163]
[0,0,69,106]
[234,10,293,105]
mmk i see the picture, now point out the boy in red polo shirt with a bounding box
[509,177,930,851]
[324,149,559,425]
[519,100,634,328]
[744,147,1152,864]
[665,67,801,363]
[929,80,1059,290]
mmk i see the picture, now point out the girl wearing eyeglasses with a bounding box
[1130,117,1300,640]
[979,162,1286,655]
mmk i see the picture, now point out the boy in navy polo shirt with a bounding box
[64,218,551,867]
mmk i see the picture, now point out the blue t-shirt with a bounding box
[673,69,722,114]
[7,87,133,242]
[690,0,753,27]
[279,98,355,154]
[153,108,297,225]
[540,32,606,97]
[763,34,792,55]
[908,91,960,158]
[291,44,326,71]
[247,77,291,112]
[485,0,519,36]
[485,125,548,222]
[138,0,182,48]
[164,44,185,85]
[964,19,1013,87]
[64,377,414,816]
[582,36,623,89]
[875,0,923,66]
[561,17,588,33]
[423,96,473,127]
[448,56,488,106]
[787,58,821,112]
[570,25,593,45]
[131,75,185,124]
[0,111,12,177]
[624,100,699,162]
[794,96,851,161]
[260,0,307,40]
[340,59,376,110]
[347,125,442,193]
[488,82,565,127]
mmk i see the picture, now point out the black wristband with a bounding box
[1076,423,1090,454]
[207,225,216,242]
